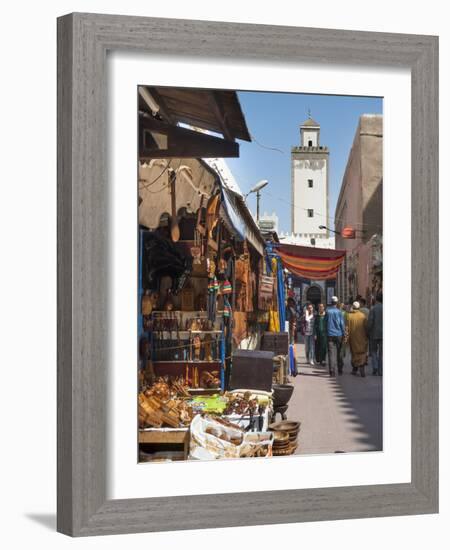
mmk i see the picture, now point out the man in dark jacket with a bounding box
[367,292,383,375]
[325,296,346,376]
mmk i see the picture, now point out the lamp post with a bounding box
[245,179,269,222]
[319,224,340,235]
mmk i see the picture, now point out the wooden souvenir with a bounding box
[181,287,194,311]
[193,335,202,361]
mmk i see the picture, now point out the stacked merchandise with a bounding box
[138,378,193,429]
[268,421,301,455]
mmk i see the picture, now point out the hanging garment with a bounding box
[223,296,232,318]
[232,312,248,346]
[206,275,219,322]
[268,309,280,332]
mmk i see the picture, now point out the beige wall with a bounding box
[335,114,383,302]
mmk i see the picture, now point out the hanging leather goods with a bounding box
[141,291,153,316]
[181,286,194,311]
[192,224,201,265]
[162,288,174,311]
[205,194,218,234]
[196,194,206,236]
[169,169,180,242]
[206,193,220,252]
[204,333,213,362]
[194,366,199,388]
[193,335,202,361]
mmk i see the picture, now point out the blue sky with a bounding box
[227,91,383,233]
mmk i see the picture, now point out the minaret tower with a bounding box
[291,114,329,244]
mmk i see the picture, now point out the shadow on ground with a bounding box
[292,334,383,453]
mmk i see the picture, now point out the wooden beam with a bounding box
[207,91,233,141]
[139,114,239,158]
[145,87,176,125]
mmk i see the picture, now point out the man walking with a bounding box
[346,301,369,377]
[359,297,370,318]
[325,296,345,376]
[368,292,383,375]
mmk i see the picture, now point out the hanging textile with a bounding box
[275,243,346,281]
[276,256,286,330]
[268,309,280,332]
[267,257,280,332]
[232,312,248,345]
[264,244,286,333]
[258,274,273,310]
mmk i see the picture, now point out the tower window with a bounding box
[307,209,314,218]
[308,140,313,146]
[308,179,313,188]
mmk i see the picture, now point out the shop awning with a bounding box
[139,87,251,160]
[139,87,251,142]
[220,184,265,256]
[275,243,346,280]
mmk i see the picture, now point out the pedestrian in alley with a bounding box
[368,292,383,375]
[346,301,369,377]
[314,303,328,365]
[301,303,316,365]
[359,297,370,318]
[325,296,345,376]
[337,301,348,364]
[286,297,298,345]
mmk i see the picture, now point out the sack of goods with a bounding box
[189,414,273,460]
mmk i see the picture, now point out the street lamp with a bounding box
[319,224,340,235]
[245,179,269,222]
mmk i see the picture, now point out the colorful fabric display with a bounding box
[223,296,232,318]
[208,276,219,293]
[221,280,232,295]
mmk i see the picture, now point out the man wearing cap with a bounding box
[346,301,369,377]
[325,296,346,376]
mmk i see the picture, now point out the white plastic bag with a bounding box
[189,415,273,460]
[189,415,241,460]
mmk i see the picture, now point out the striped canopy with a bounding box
[276,243,346,280]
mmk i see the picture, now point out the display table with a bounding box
[139,427,190,459]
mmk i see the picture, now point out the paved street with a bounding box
[286,340,383,455]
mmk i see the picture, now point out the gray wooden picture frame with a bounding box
[57,12,438,537]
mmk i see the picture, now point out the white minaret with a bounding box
[291,115,330,244]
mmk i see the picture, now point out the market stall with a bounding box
[137,153,284,457]
[137,88,299,462]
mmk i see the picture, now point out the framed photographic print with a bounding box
[57,12,438,536]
